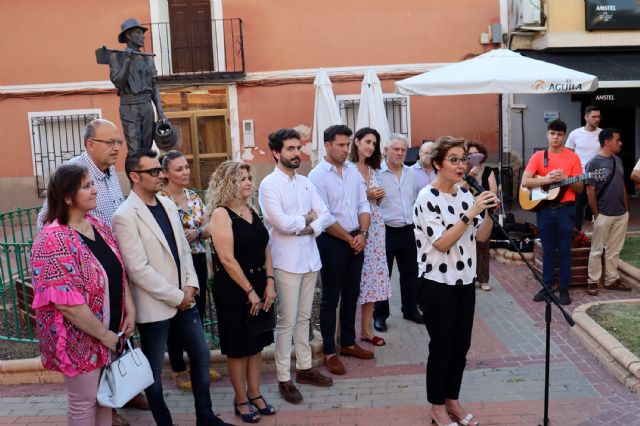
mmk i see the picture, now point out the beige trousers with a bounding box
[588,212,628,286]
[274,269,317,382]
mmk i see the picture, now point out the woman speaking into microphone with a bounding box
[413,136,497,426]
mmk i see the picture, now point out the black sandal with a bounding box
[248,394,276,415]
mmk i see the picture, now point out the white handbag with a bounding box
[97,339,154,408]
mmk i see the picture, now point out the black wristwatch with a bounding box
[461,214,471,225]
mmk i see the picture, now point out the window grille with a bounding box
[30,112,100,197]
[337,95,410,139]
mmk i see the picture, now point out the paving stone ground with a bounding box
[1,259,639,425]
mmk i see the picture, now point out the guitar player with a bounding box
[522,120,583,306]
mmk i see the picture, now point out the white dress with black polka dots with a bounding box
[413,184,483,285]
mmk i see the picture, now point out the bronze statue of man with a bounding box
[109,18,166,152]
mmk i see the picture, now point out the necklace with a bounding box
[69,220,94,239]
[230,202,247,218]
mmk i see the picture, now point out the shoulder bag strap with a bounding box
[595,156,616,199]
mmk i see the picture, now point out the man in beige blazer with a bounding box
[112,150,231,426]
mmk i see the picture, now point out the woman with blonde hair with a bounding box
[206,161,276,423]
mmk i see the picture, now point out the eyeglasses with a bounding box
[132,167,163,177]
[444,156,469,165]
[92,138,124,147]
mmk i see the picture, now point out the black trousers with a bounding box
[574,190,592,231]
[317,233,364,355]
[419,278,475,405]
[373,225,419,321]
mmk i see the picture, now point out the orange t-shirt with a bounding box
[524,148,583,203]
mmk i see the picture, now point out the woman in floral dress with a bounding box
[349,127,392,346]
[160,150,222,390]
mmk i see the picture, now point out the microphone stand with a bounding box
[464,174,574,426]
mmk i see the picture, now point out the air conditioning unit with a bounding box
[511,0,542,29]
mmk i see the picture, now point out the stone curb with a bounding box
[0,335,324,385]
[571,299,640,395]
[618,259,640,290]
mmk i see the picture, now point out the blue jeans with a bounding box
[537,204,574,290]
[137,307,215,426]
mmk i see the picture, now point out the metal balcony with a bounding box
[144,18,245,82]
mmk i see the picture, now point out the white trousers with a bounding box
[588,212,628,285]
[274,269,317,382]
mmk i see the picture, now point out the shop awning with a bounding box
[519,50,640,87]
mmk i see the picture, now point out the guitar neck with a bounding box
[547,173,586,190]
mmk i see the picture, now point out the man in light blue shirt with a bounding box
[374,134,423,331]
[411,140,436,195]
[308,124,372,375]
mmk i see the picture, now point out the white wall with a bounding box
[509,93,582,163]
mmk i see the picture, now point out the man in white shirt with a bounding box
[375,135,423,332]
[258,129,333,405]
[565,105,602,230]
[631,157,640,189]
[411,140,436,195]
[308,124,372,375]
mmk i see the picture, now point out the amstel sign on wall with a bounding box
[585,0,640,30]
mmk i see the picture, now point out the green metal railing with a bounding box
[0,242,37,342]
[0,207,41,244]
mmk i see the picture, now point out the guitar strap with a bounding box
[544,148,571,204]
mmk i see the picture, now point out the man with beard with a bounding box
[258,129,333,404]
[585,128,631,295]
[566,105,602,230]
[308,125,372,375]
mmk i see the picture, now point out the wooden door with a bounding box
[169,0,213,73]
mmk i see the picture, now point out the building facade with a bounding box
[1,0,502,210]
[506,0,640,193]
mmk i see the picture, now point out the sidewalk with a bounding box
[1,260,639,425]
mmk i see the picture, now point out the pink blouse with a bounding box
[30,215,128,377]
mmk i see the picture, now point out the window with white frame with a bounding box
[29,109,101,197]
[336,94,410,139]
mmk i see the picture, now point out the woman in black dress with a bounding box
[206,161,276,424]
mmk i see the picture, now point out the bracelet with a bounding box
[245,285,254,295]
[266,275,275,282]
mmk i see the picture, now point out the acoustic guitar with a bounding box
[518,168,607,211]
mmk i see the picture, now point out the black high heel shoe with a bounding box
[248,394,276,415]
[233,400,260,423]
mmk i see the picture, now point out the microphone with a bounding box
[463,174,486,194]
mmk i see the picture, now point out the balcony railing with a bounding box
[144,18,245,82]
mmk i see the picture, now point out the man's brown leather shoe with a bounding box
[279,380,303,404]
[296,367,333,387]
[324,354,346,375]
[339,344,374,360]
[111,409,130,426]
[123,392,150,410]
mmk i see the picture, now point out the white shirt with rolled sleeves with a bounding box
[377,161,418,227]
[307,159,370,232]
[259,167,329,273]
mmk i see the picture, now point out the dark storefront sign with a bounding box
[585,0,640,31]
[571,88,640,107]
